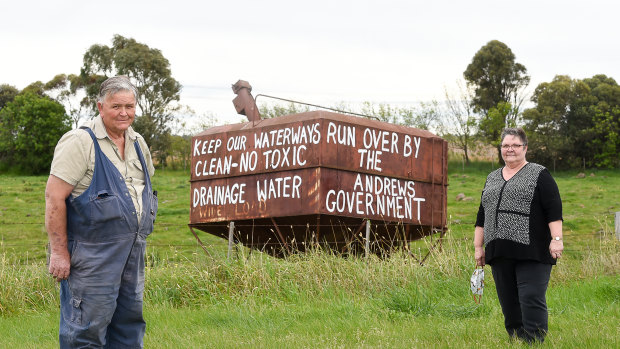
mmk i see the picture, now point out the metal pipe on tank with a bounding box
[232,80,261,123]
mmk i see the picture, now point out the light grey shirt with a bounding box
[50,116,155,221]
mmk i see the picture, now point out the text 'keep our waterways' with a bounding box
[193,121,422,176]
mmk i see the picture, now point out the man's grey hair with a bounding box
[500,127,528,146]
[97,76,138,103]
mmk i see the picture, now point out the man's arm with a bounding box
[45,175,74,282]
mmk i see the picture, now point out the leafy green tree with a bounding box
[76,34,182,166]
[43,74,86,128]
[21,81,47,96]
[481,102,514,164]
[0,84,19,110]
[0,92,71,174]
[14,75,89,129]
[578,75,620,168]
[523,74,620,169]
[522,75,585,169]
[258,100,442,132]
[441,81,479,164]
[464,40,530,122]
[196,112,221,130]
[258,102,310,119]
[399,101,440,130]
[169,134,192,171]
[358,102,401,124]
[358,101,441,130]
[589,106,619,168]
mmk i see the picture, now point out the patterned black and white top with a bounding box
[475,163,563,265]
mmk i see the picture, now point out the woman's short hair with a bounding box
[501,127,528,146]
[98,76,138,103]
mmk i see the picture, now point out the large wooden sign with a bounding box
[189,111,447,255]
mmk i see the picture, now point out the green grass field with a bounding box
[0,160,618,348]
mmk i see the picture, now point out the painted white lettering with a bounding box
[205,139,221,154]
[354,174,363,192]
[192,183,246,207]
[356,192,364,214]
[365,193,374,215]
[292,175,302,198]
[283,127,292,145]
[414,198,425,221]
[226,135,247,151]
[291,126,302,144]
[281,147,291,167]
[239,151,258,172]
[256,175,303,201]
[282,176,291,197]
[404,135,412,157]
[336,191,346,212]
[391,132,399,154]
[407,181,415,197]
[367,150,382,171]
[326,190,336,212]
[327,122,337,144]
[414,136,421,158]
[311,122,321,144]
[296,145,307,166]
[197,156,233,176]
[195,160,202,177]
[254,132,263,149]
[192,188,199,207]
[327,122,356,146]
[193,140,201,156]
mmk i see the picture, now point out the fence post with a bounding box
[615,212,620,241]
[228,221,235,260]
[365,220,371,258]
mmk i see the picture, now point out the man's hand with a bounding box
[45,175,74,282]
[49,250,71,282]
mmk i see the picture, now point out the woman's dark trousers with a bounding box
[491,259,552,343]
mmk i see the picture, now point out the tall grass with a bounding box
[2,229,617,348]
[2,224,617,315]
[1,166,619,347]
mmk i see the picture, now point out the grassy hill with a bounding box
[0,161,618,348]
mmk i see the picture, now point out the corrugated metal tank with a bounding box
[189,110,447,256]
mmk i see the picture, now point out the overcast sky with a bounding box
[2,0,618,126]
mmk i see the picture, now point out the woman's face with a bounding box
[501,135,527,165]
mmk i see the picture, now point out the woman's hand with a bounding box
[475,246,485,267]
[549,239,564,259]
[474,226,485,266]
[548,221,563,259]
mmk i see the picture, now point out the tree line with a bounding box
[0,35,194,174]
[259,41,619,171]
[1,37,618,174]
[460,40,619,170]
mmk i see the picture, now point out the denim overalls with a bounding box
[59,127,157,348]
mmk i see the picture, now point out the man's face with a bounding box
[97,90,136,136]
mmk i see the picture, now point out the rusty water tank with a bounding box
[189,83,448,257]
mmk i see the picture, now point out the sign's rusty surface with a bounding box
[190,83,447,256]
[190,112,448,256]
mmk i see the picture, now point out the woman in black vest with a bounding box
[474,127,564,344]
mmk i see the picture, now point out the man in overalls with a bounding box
[45,76,157,348]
